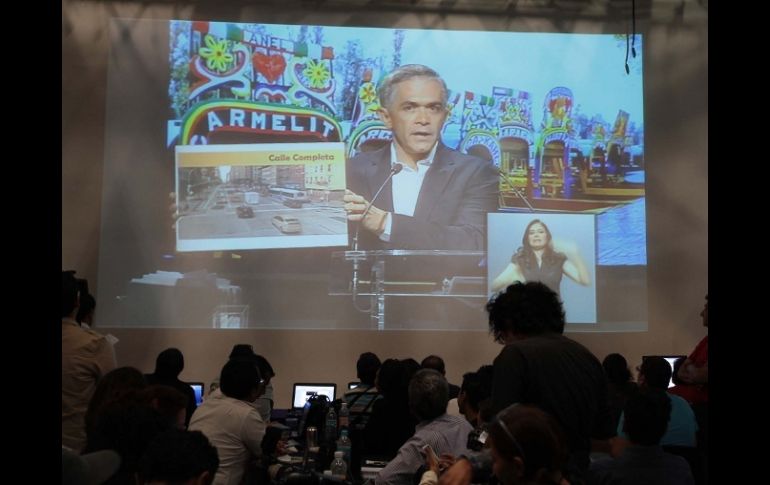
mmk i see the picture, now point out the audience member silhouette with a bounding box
[62,270,116,452]
[344,352,383,430]
[375,369,473,485]
[421,355,461,400]
[85,366,147,445]
[440,282,613,485]
[189,359,267,485]
[602,353,638,430]
[587,388,694,485]
[616,357,697,448]
[136,429,219,485]
[139,385,189,430]
[364,359,420,460]
[145,348,197,428]
[488,404,570,485]
[457,365,494,428]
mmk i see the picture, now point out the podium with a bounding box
[329,250,488,330]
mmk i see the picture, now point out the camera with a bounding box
[467,425,488,452]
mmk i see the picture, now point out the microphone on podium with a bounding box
[351,162,403,300]
[352,163,403,251]
[498,169,535,212]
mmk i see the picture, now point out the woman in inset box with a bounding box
[490,219,590,296]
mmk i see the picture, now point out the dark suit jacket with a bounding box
[347,142,499,250]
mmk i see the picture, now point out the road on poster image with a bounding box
[177,183,346,239]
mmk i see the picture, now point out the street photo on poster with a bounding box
[487,212,597,323]
[176,142,348,251]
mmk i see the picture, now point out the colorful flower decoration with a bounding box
[303,59,331,89]
[199,34,233,73]
[503,103,520,122]
[359,82,377,104]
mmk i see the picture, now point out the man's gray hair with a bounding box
[408,368,449,421]
[378,64,449,109]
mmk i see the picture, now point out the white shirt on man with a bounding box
[380,142,438,241]
[189,391,266,485]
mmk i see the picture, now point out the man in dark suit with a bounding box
[344,64,499,250]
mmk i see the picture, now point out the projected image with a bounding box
[487,213,597,323]
[167,22,644,262]
[175,143,348,250]
[97,18,647,330]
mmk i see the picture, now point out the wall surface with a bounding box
[63,0,707,408]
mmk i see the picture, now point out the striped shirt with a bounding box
[344,386,382,429]
[375,414,473,485]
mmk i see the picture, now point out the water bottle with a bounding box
[330,451,347,479]
[325,406,337,443]
[338,401,350,430]
[336,428,352,466]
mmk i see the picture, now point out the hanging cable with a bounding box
[631,0,637,58]
[625,0,637,74]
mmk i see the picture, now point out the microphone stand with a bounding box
[498,170,535,212]
[350,163,403,311]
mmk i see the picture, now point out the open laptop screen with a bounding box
[188,382,205,406]
[292,383,336,409]
[642,355,687,388]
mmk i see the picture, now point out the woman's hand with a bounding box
[439,453,457,473]
[423,445,441,474]
[553,238,591,286]
[551,238,578,257]
[438,458,472,485]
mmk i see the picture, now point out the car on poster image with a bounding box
[272,215,302,234]
[236,206,254,218]
[283,199,304,209]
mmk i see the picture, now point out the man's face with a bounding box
[379,77,448,163]
[701,300,708,327]
[457,390,468,417]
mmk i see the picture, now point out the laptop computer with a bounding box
[188,382,205,406]
[291,383,337,409]
[642,355,687,388]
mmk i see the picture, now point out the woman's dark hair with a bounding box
[488,404,568,485]
[76,293,96,324]
[139,385,188,428]
[85,367,148,437]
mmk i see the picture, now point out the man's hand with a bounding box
[423,445,440,474]
[438,453,457,474]
[169,192,180,230]
[344,189,389,236]
[438,457,472,485]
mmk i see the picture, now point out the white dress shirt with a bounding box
[189,392,266,485]
[381,142,438,241]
